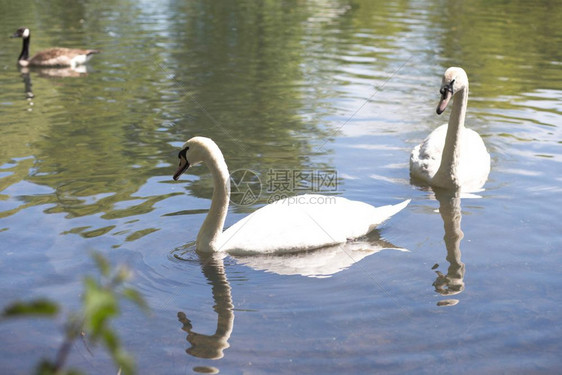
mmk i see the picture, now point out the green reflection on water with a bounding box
[432,0,562,99]
[0,1,561,374]
[0,0,561,240]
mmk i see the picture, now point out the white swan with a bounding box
[173,137,410,254]
[410,67,490,191]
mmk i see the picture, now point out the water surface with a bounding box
[1,0,561,374]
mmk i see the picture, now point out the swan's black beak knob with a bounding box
[173,148,190,181]
[437,81,454,115]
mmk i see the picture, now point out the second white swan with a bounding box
[173,137,409,254]
[410,67,490,191]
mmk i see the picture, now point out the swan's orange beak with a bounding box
[173,157,190,181]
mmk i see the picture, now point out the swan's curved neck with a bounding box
[434,86,468,188]
[19,36,30,62]
[196,152,230,252]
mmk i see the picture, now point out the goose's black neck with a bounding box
[18,36,30,62]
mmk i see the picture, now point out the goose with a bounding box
[11,27,100,68]
[410,67,490,191]
[173,137,410,254]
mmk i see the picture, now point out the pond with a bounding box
[1,0,561,374]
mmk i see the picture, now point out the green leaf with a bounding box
[102,327,120,352]
[91,251,110,277]
[34,361,87,375]
[102,330,135,375]
[83,277,118,338]
[3,299,59,318]
[34,359,57,375]
[122,288,149,312]
[113,265,132,285]
[113,348,135,375]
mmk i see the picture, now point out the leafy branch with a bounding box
[1,252,148,375]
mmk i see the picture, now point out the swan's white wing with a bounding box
[456,128,491,190]
[410,125,490,191]
[410,124,448,183]
[218,195,409,254]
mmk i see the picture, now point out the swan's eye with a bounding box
[440,79,455,96]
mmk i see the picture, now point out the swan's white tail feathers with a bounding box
[381,199,410,217]
[369,199,410,231]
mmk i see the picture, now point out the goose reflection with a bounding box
[18,68,34,99]
[17,65,93,100]
[20,64,92,78]
[432,189,465,306]
[178,253,233,360]
[34,65,91,78]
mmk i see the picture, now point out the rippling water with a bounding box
[1,0,561,374]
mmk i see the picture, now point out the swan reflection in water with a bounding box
[233,230,406,278]
[432,189,466,306]
[177,253,233,360]
[176,230,406,360]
